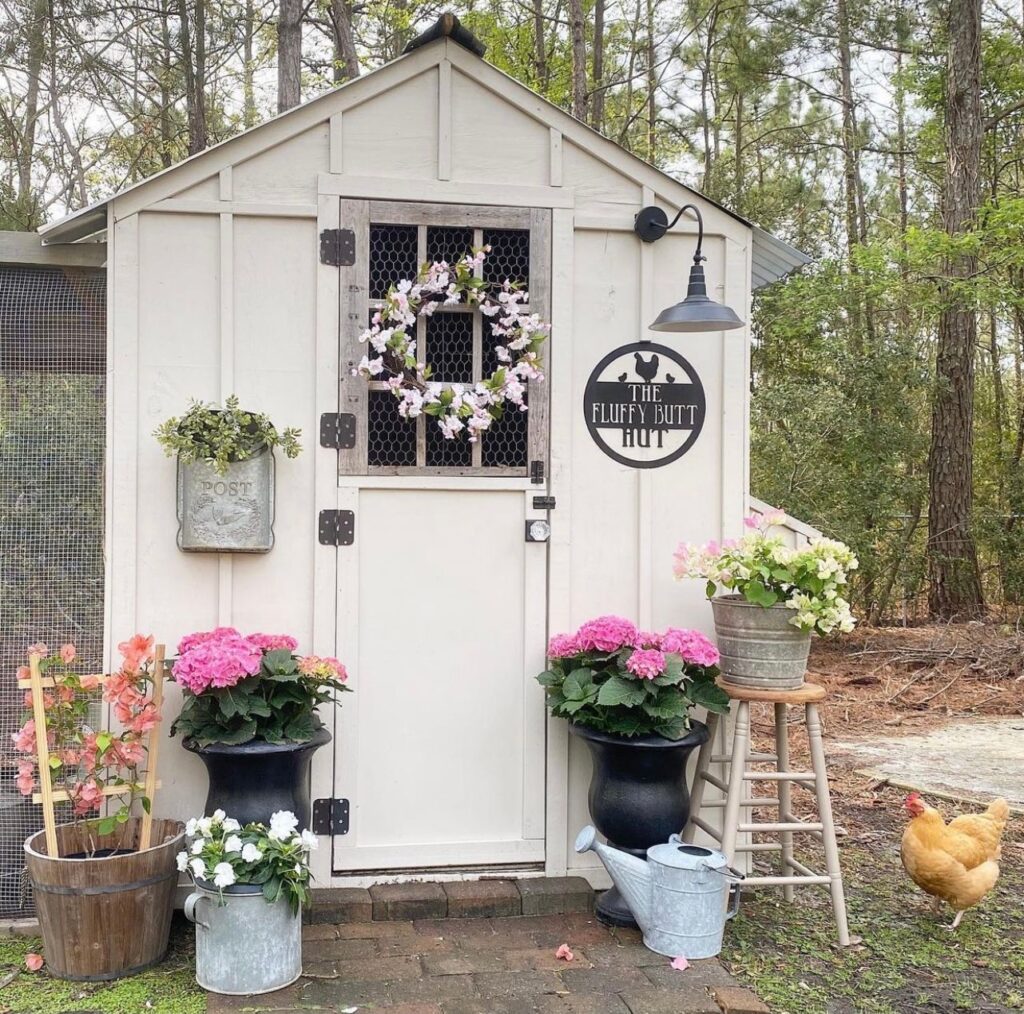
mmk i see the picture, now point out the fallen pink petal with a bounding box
[670,955,689,971]
[24,953,44,972]
[555,943,574,961]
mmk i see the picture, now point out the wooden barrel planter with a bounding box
[24,816,184,980]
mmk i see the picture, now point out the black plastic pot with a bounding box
[183,726,331,828]
[570,720,709,927]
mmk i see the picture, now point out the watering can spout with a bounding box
[574,826,652,934]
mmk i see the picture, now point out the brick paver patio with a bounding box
[205,912,769,1013]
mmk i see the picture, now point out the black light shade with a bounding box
[648,263,745,333]
[635,204,746,333]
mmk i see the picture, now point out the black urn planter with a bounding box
[183,726,331,828]
[571,720,709,927]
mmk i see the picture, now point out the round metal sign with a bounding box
[583,342,707,468]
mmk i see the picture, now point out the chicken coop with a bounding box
[25,15,808,889]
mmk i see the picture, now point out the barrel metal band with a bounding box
[31,868,178,896]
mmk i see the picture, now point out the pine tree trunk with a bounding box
[243,0,257,127]
[927,0,985,617]
[331,0,360,82]
[277,0,302,112]
[569,0,587,121]
[592,0,605,132]
[177,0,208,154]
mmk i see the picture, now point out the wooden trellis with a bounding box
[18,645,166,859]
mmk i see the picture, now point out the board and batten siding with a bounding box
[102,37,752,886]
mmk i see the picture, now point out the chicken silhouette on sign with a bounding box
[583,342,706,469]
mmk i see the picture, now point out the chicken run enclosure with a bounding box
[0,235,107,916]
[3,19,814,896]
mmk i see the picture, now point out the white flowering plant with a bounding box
[177,809,316,912]
[356,247,549,442]
[673,512,859,636]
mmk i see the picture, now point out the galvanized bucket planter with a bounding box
[177,446,275,553]
[711,594,811,691]
[185,881,301,995]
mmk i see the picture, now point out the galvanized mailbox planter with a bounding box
[177,447,275,553]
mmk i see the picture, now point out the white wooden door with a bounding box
[331,202,551,873]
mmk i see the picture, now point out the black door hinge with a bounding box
[319,412,357,449]
[530,460,545,485]
[532,495,556,510]
[318,509,355,546]
[319,228,356,267]
[312,798,350,836]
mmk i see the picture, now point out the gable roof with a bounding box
[39,16,810,288]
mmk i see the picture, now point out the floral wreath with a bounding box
[357,247,550,441]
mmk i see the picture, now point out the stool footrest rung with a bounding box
[704,797,780,808]
[699,772,728,793]
[742,771,817,781]
[712,752,777,764]
[742,874,831,887]
[783,856,819,878]
[688,816,722,841]
[738,821,824,834]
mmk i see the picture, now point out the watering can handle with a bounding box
[719,866,744,921]
[184,891,210,929]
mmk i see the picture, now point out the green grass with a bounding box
[721,800,1024,1014]
[0,915,205,1014]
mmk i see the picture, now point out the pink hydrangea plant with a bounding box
[575,616,639,653]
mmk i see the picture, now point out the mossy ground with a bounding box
[721,791,1024,1014]
[0,914,205,1014]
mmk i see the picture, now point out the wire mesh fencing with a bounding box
[0,261,106,917]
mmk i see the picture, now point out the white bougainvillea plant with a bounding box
[673,511,859,636]
[356,247,550,441]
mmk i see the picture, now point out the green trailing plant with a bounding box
[154,395,301,475]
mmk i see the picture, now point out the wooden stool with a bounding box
[683,681,851,946]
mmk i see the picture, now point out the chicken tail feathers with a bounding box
[986,797,1010,824]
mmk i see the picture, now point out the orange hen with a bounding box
[900,792,1009,929]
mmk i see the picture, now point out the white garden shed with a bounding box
[39,15,808,888]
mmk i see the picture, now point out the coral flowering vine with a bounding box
[12,636,161,841]
[537,616,728,739]
[171,628,350,747]
[356,247,550,442]
[673,512,859,636]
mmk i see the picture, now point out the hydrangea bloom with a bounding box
[625,649,666,679]
[575,616,638,653]
[172,629,263,693]
[660,628,720,668]
[249,633,299,652]
[547,633,580,658]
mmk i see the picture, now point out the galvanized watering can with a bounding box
[185,882,301,995]
[575,826,743,959]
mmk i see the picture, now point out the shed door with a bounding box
[331,201,550,873]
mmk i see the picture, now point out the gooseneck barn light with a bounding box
[634,205,745,333]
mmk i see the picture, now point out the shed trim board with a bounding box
[32,27,811,887]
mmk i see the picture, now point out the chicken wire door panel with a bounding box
[337,201,550,478]
[0,263,106,916]
[327,200,549,874]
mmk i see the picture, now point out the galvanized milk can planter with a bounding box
[180,809,315,996]
[711,594,812,691]
[24,817,184,980]
[185,881,301,995]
